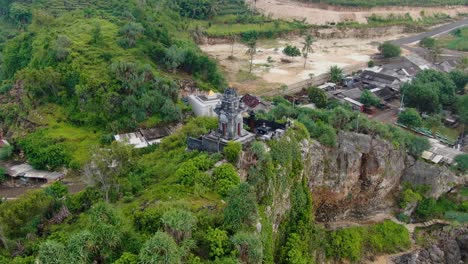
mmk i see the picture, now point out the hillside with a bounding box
[301,0,468,7]
[0,0,467,264]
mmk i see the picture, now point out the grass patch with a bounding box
[337,13,452,29]
[205,22,296,37]
[236,70,258,82]
[28,104,103,167]
[438,26,468,51]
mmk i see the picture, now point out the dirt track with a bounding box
[247,0,468,25]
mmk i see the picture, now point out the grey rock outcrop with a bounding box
[301,131,461,221]
[402,161,462,198]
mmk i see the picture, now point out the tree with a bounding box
[282,45,301,60]
[223,141,242,164]
[223,183,258,231]
[398,108,422,128]
[9,3,32,28]
[229,33,237,58]
[329,65,343,83]
[426,114,442,136]
[90,22,103,44]
[161,209,196,244]
[457,95,468,126]
[360,90,380,107]
[406,135,430,157]
[114,252,138,264]
[54,35,72,61]
[428,44,442,63]
[139,231,181,264]
[37,241,67,264]
[420,37,436,49]
[401,82,440,113]
[449,70,468,94]
[457,56,468,72]
[119,22,144,48]
[231,232,263,264]
[454,154,468,173]
[163,45,185,73]
[212,163,240,196]
[307,86,327,108]
[83,142,133,202]
[302,35,315,68]
[206,228,229,258]
[379,42,401,58]
[246,39,257,73]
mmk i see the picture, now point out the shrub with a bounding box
[308,86,328,108]
[206,228,229,258]
[398,108,422,128]
[139,231,181,264]
[454,154,468,173]
[368,221,410,253]
[368,60,375,67]
[0,144,13,160]
[223,141,242,164]
[379,42,401,58]
[282,45,301,58]
[212,163,240,197]
[231,232,263,264]
[360,90,380,107]
[19,130,70,170]
[420,37,436,49]
[223,183,258,231]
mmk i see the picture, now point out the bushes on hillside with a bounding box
[19,130,71,170]
[325,221,410,262]
[223,141,242,164]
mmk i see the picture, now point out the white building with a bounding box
[188,91,221,117]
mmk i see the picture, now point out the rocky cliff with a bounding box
[301,131,463,222]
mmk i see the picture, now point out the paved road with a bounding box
[392,18,468,45]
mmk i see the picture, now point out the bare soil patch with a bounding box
[200,35,408,94]
[247,0,468,25]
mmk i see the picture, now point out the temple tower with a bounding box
[214,88,245,140]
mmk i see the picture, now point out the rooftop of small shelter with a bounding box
[336,88,363,101]
[424,138,465,165]
[7,163,64,183]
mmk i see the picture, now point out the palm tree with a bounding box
[246,39,257,73]
[330,65,343,84]
[302,35,315,69]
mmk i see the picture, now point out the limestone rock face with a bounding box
[402,160,463,198]
[301,131,460,221]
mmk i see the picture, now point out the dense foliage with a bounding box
[301,0,467,7]
[379,42,401,58]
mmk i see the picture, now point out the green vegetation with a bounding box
[302,0,466,7]
[379,41,401,58]
[438,27,468,52]
[282,44,301,59]
[223,141,242,164]
[400,184,468,223]
[401,69,461,113]
[326,221,410,262]
[454,154,468,173]
[336,13,451,29]
[398,108,423,128]
[329,65,344,83]
[307,86,328,108]
[360,90,380,107]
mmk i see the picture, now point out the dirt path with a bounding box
[247,0,468,25]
